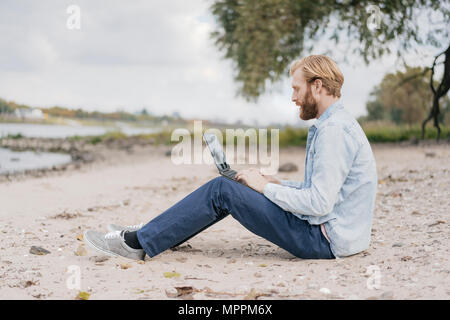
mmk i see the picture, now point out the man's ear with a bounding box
[311,79,322,97]
[314,79,323,92]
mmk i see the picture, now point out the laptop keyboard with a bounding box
[221,168,237,179]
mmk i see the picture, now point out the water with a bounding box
[0,122,162,174]
[0,147,72,175]
[0,122,161,139]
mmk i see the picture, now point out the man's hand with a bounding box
[235,168,280,193]
[261,172,281,184]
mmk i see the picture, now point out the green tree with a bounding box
[210,0,449,138]
[366,67,434,125]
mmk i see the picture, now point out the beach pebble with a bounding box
[29,246,51,255]
[89,256,110,263]
[278,162,298,172]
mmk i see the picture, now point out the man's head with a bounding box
[290,55,344,120]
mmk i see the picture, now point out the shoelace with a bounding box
[105,230,122,240]
[126,223,143,230]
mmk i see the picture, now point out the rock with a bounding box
[89,256,110,263]
[165,287,179,298]
[278,162,298,172]
[392,243,403,247]
[30,246,51,255]
[120,263,132,270]
[425,152,436,158]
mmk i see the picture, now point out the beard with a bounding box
[299,86,318,120]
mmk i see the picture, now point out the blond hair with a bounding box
[289,55,344,98]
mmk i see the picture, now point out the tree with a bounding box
[210,0,449,139]
[366,66,437,125]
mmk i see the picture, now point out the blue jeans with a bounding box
[136,176,335,259]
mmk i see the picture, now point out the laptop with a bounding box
[203,133,239,182]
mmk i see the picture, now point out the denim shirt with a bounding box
[263,101,378,258]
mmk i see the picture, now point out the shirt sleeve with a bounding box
[263,125,358,217]
[279,180,304,189]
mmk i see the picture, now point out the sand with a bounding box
[0,142,449,300]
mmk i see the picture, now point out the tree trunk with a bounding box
[422,44,450,141]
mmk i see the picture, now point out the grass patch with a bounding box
[64,124,449,148]
[362,124,450,143]
[5,133,24,139]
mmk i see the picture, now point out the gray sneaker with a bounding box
[84,230,145,261]
[107,222,144,233]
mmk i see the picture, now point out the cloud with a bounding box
[0,0,437,126]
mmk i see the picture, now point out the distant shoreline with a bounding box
[1,133,448,182]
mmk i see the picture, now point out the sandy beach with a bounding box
[0,141,449,300]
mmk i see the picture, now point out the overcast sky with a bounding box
[0,0,441,126]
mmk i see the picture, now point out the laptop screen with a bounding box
[203,133,228,170]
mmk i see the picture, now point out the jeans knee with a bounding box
[208,176,230,190]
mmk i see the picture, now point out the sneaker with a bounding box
[107,222,144,233]
[84,230,145,261]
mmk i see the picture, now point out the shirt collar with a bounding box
[311,100,343,129]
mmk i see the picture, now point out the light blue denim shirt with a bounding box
[263,101,377,258]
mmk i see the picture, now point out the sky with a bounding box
[0,0,443,126]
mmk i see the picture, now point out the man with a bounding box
[84,55,377,260]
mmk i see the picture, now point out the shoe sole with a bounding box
[107,225,141,233]
[106,225,117,233]
[83,230,121,258]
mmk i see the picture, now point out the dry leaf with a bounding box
[76,291,90,300]
[258,264,267,267]
[76,234,84,241]
[243,288,269,300]
[74,245,87,256]
[428,220,446,227]
[164,271,181,278]
[401,256,413,261]
[120,263,132,270]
